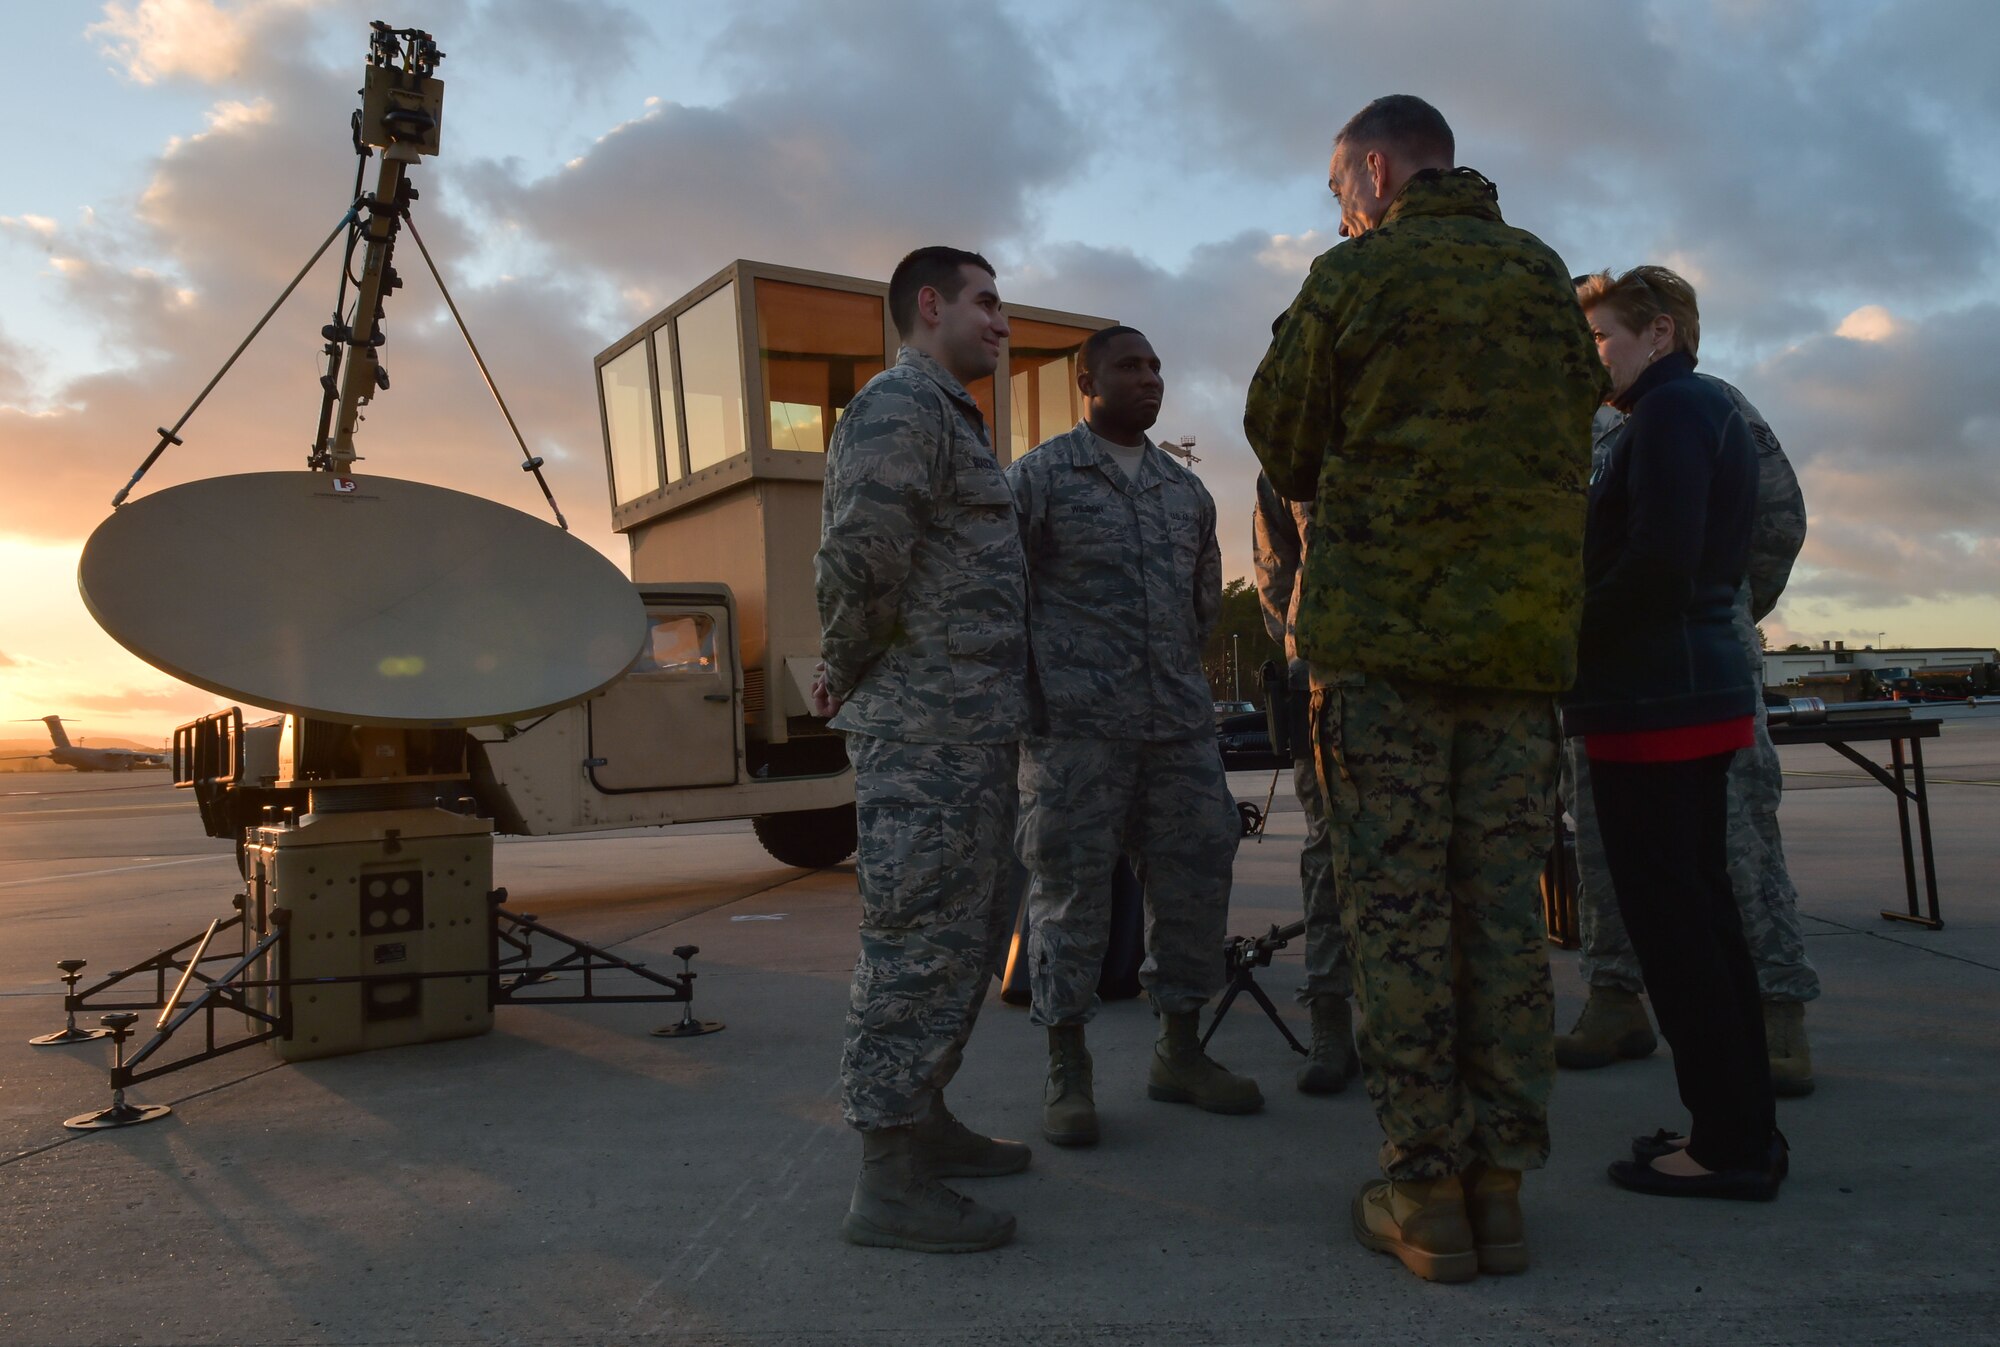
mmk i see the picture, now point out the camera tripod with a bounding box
[1199,918,1309,1055]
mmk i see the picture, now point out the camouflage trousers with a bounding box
[1310,677,1557,1181]
[1562,689,1821,1003]
[1291,756,1354,1003]
[840,733,1020,1131]
[1020,736,1239,1026]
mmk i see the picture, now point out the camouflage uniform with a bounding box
[1007,422,1239,1026]
[817,345,1030,1130]
[1252,472,1351,1003]
[1565,383,1820,1003]
[1244,168,1607,1180]
[1313,681,1562,1176]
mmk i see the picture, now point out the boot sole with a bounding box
[1476,1241,1529,1274]
[1147,1083,1263,1114]
[1555,1032,1657,1070]
[1349,1196,1478,1283]
[1296,1056,1360,1095]
[1772,1075,1815,1098]
[927,1154,1034,1178]
[1042,1124,1099,1148]
[841,1211,1015,1253]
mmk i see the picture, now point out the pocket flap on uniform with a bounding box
[955,466,1014,507]
[946,620,1022,658]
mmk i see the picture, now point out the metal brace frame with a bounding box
[65,890,698,1098]
[66,908,290,1089]
[490,893,694,1006]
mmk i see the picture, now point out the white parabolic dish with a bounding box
[79,472,649,727]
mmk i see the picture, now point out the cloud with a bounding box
[0,9,620,556]
[9,0,1087,555]
[63,684,238,721]
[457,0,650,95]
[1134,0,1997,348]
[1751,302,2000,607]
[0,325,38,406]
[460,0,1082,305]
[88,0,305,86]
[1852,0,2000,128]
[1137,0,1653,183]
[1834,305,1903,343]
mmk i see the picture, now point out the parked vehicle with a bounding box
[468,261,1114,867]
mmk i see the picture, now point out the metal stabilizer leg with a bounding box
[650,945,724,1038]
[30,961,113,1046]
[63,1015,173,1131]
[501,914,558,987]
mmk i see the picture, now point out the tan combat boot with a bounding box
[1764,1000,1815,1097]
[1296,995,1361,1095]
[1554,986,1657,1069]
[1462,1163,1528,1274]
[841,1126,1016,1253]
[1148,1010,1263,1114]
[1351,1175,1478,1283]
[1043,1025,1100,1147]
[916,1097,1032,1178]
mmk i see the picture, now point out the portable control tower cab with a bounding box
[468,261,1113,866]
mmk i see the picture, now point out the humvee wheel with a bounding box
[753,803,858,869]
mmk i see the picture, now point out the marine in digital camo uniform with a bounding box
[1558,380,1821,1094]
[1010,325,1260,1150]
[815,247,1032,1254]
[1244,96,1607,1283]
[1252,471,1361,1094]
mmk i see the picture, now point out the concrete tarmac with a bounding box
[1,714,1996,1345]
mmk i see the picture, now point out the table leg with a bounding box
[1912,736,1943,928]
[1879,734,1943,930]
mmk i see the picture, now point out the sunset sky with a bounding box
[4,0,1999,741]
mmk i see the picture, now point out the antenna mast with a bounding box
[311,23,444,474]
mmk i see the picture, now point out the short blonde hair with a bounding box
[1575,265,1701,362]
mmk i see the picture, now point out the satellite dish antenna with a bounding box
[79,472,645,727]
[80,22,645,728]
[42,25,712,1133]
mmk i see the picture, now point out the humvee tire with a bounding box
[753,803,859,868]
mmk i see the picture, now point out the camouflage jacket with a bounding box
[815,346,1029,743]
[1592,376,1806,623]
[1007,421,1221,740]
[1243,168,1608,693]
[1251,472,1313,688]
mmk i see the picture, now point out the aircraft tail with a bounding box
[42,715,71,749]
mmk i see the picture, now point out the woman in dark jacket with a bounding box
[1566,266,1783,1200]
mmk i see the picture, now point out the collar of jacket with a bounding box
[1381,167,1503,227]
[1048,419,1165,493]
[895,344,987,429]
[1611,349,1697,413]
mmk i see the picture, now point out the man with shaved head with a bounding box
[1246,95,1606,1282]
[1009,325,1258,1150]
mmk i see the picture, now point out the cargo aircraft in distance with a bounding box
[2,716,168,772]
